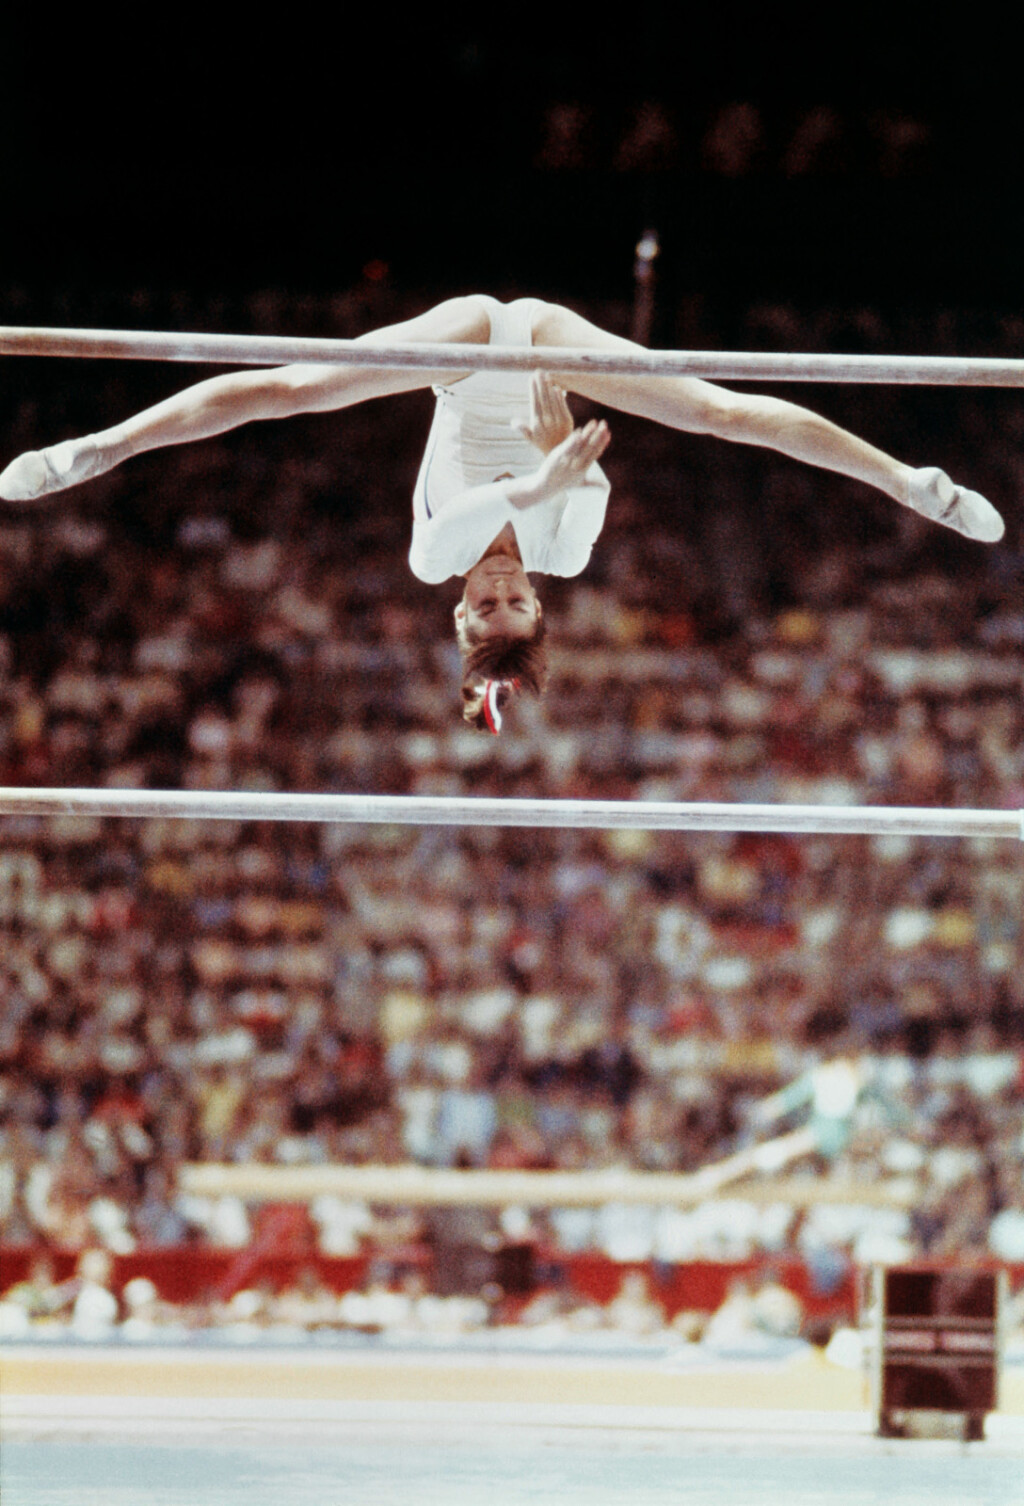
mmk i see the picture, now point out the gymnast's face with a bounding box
[456,554,541,641]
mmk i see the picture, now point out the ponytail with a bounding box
[459,625,548,733]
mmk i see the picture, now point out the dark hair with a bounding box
[459,620,548,731]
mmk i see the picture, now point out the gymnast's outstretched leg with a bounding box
[0,297,492,502]
[531,302,1004,542]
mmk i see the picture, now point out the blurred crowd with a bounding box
[1,286,1022,1337]
[537,98,935,180]
[0,1244,814,1350]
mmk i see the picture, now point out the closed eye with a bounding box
[477,597,531,618]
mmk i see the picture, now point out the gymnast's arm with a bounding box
[409,425,611,584]
[542,461,611,577]
[410,479,528,583]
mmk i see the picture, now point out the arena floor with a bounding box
[4,1343,1024,1505]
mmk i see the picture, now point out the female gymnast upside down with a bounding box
[0,294,1005,731]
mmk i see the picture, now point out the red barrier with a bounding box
[2,1244,1019,1323]
[549,1252,858,1319]
[0,1246,369,1304]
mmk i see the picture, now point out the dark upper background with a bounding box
[2,15,1020,327]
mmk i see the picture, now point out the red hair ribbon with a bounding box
[482,678,520,736]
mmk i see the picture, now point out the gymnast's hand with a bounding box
[513,372,576,454]
[506,417,610,510]
[531,417,610,496]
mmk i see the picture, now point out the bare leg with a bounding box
[0,297,491,502]
[531,303,1004,542]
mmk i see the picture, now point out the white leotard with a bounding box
[408,296,610,583]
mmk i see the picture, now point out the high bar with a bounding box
[3,326,1024,384]
[0,787,1020,839]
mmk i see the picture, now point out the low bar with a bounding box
[0,787,1020,839]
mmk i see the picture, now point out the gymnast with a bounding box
[0,294,1005,731]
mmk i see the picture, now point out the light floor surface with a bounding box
[3,1343,1024,1506]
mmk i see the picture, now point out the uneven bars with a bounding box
[178,1162,917,1210]
[0,788,1020,839]
[3,326,1024,385]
